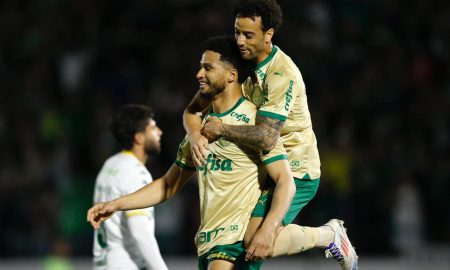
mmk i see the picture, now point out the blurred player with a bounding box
[183,1,358,269]
[92,104,168,270]
[88,36,295,270]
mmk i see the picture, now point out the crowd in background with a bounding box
[0,0,449,259]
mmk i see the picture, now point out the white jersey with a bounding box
[93,151,167,270]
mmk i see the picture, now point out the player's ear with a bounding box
[134,132,144,145]
[264,28,274,44]
[228,69,237,83]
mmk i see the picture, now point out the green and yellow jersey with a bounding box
[242,46,321,180]
[176,97,287,256]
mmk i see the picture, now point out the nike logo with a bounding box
[274,72,283,77]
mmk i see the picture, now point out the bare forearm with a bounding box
[221,123,278,152]
[183,91,211,136]
[221,115,283,152]
[115,179,170,211]
[262,178,295,229]
[183,110,202,136]
[116,164,190,211]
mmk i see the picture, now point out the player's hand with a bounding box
[87,200,119,230]
[188,132,210,167]
[245,226,276,261]
[201,116,223,142]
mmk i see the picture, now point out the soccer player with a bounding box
[92,105,168,270]
[183,1,358,269]
[88,36,296,270]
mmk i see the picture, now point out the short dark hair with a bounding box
[233,0,283,32]
[203,35,254,84]
[109,104,154,150]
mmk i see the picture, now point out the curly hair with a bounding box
[109,104,154,150]
[203,35,254,84]
[233,0,283,32]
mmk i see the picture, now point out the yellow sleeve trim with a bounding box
[125,210,149,217]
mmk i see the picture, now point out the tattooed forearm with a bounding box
[221,115,284,152]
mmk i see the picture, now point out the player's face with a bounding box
[196,50,229,99]
[234,16,269,61]
[143,119,162,155]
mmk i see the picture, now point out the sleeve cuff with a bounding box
[175,160,196,171]
[257,110,287,122]
[262,154,288,165]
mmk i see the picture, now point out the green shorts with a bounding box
[252,178,320,225]
[198,241,263,270]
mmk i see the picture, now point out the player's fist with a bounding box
[188,131,210,167]
[87,201,119,230]
[201,116,223,142]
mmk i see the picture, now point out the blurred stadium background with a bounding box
[0,0,449,269]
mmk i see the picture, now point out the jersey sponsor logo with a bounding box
[285,80,294,111]
[255,68,266,81]
[197,227,225,245]
[199,154,232,175]
[230,111,250,123]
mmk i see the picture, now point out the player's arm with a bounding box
[245,158,295,261]
[203,115,283,153]
[202,70,298,153]
[183,91,212,166]
[87,164,193,229]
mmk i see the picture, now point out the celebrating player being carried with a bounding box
[88,36,296,270]
[183,1,358,270]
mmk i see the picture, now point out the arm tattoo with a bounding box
[221,115,284,152]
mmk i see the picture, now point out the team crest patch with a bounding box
[290,160,300,168]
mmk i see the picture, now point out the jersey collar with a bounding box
[209,97,245,118]
[256,46,278,70]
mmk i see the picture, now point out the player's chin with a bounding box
[240,52,253,60]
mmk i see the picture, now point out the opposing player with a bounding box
[183,1,358,269]
[88,36,296,270]
[92,105,168,270]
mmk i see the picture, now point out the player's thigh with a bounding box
[207,259,234,270]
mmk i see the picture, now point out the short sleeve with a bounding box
[175,135,196,171]
[257,70,301,122]
[260,138,288,165]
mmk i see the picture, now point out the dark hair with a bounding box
[109,104,154,150]
[233,0,283,32]
[203,35,254,84]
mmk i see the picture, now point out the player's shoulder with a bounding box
[104,152,144,176]
[270,46,302,78]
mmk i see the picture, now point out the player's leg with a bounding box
[246,178,320,250]
[207,260,234,270]
[268,178,358,270]
[269,177,332,256]
[199,242,263,270]
[244,216,284,257]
